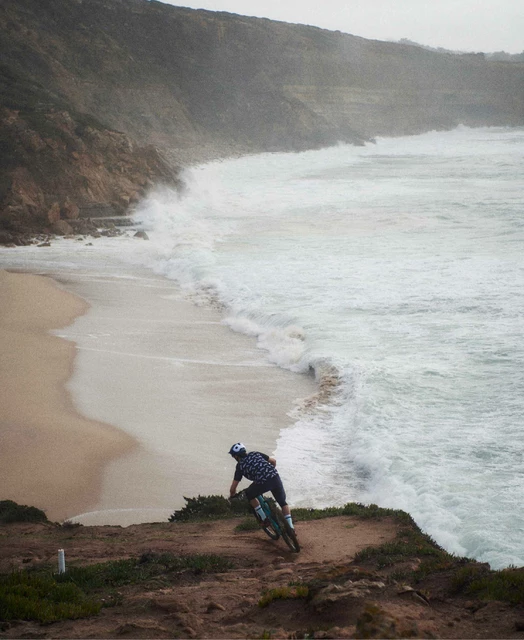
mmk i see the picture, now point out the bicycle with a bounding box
[232,490,300,553]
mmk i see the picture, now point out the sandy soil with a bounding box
[0,270,136,522]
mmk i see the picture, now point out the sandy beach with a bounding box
[0,269,136,522]
[0,263,316,525]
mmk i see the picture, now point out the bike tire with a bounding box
[268,502,300,553]
[262,524,280,540]
[280,519,300,553]
[269,502,300,553]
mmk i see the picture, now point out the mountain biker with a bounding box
[228,442,295,531]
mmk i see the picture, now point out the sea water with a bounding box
[2,126,523,568]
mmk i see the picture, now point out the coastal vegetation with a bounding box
[0,550,232,623]
[0,500,48,524]
[2,498,524,636]
[170,493,415,525]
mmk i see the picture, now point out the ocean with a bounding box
[2,126,523,569]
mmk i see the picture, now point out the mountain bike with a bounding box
[232,490,300,553]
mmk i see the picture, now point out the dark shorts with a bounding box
[245,474,287,508]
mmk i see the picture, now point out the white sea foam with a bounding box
[130,127,524,569]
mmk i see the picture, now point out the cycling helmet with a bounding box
[228,442,247,457]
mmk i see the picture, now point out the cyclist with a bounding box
[228,442,295,531]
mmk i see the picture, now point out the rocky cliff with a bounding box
[1,0,523,237]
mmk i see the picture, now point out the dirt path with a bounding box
[0,516,399,572]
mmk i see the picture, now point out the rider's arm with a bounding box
[229,479,240,497]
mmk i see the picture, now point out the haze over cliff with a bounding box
[1,0,523,237]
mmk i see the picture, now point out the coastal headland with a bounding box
[1,1,524,636]
[2,500,524,639]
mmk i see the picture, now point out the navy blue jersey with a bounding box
[234,451,278,484]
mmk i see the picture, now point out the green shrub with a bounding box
[170,496,416,526]
[453,565,524,605]
[451,564,491,591]
[235,518,260,532]
[0,553,233,623]
[292,502,414,526]
[354,528,447,569]
[0,500,48,524]
[258,585,309,608]
[0,572,100,623]
[169,495,251,522]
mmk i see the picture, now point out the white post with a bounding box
[58,549,66,574]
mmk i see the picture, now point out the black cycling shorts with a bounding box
[245,474,287,508]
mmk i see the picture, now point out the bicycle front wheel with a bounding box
[262,522,280,540]
[280,519,300,553]
[268,502,300,553]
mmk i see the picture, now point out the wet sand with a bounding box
[0,270,136,522]
[0,266,317,525]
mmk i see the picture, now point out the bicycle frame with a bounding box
[258,494,282,536]
[232,489,300,552]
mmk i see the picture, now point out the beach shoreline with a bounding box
[0,262,317,525]
[0,269,137,522]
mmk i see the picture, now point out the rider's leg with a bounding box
[246,484,268,523]
[271,478,295,530]
[250,497,266,521]
[282,504,295,529]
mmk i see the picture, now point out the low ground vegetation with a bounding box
[2,497,524,637]
[0,551,232,624]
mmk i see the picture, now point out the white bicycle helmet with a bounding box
[228,442,247,457]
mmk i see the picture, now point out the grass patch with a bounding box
[452,565,524,605]
[354,527,449,570]
[293,502,415,526]
[0,500,48,524]
[0,553,232,623]
[0,572,100,623]
[258,585,309,608]
[235,518,260,532]
[56,553,233,591]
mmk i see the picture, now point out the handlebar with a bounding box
[229,490,248,501]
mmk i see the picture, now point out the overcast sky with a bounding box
[156,0,523,54]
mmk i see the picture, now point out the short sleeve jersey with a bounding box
[234,451,278,484]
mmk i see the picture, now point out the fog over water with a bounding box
[2,126,523,568]
[159,0,524,54]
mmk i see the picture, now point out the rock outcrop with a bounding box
[1,0,523,236]
[0,105,178,237]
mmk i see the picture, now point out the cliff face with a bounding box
[1,0,523,235]
[0,105,177,237]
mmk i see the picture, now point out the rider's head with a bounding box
[228,442,247,460]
